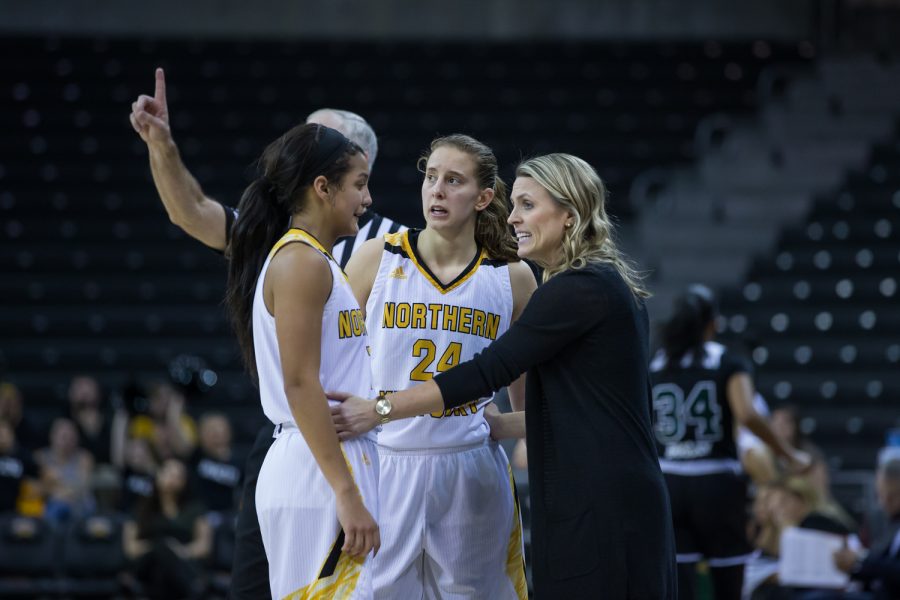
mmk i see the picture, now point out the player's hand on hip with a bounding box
[335,488,380,558]
[129,67,172,145]
[328,391,379,440]
[482,403,502,440]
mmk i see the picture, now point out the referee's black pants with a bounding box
[230,424,274,600]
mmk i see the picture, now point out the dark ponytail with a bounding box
[474,174,519,263]
[660,284,718,368]
[225,124,363,378]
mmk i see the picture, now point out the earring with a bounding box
[565,222,573,228]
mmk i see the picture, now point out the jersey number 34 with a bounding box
[652,381,723,444]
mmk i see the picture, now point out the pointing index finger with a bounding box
[154,67,167,106]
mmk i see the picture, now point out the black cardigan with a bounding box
[435,262,676,599]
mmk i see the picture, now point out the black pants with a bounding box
[229,424,275,600]
[133,541,204,599]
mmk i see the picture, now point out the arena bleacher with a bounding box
[0,21,897,598]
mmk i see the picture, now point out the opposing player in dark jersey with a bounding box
[649,284,810,600]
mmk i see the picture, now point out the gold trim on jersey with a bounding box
[396,230,487,295]
[383,231,405,248]
[506,464,528,600]
[268,228,349,282]
[281,530,364,600]
[279,446,368,599]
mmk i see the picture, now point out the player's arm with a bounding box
[727,373,809,470]
[484,261,537,440]
[130,68,229,251]
[482,260,537,439]
[268,244,379,558]
[484,406,525,440]
[506,261,537,413]
[344,237,384,318]
[180,516,213,560]
[122,521,151,559]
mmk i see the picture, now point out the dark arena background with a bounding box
[1,1,899,598]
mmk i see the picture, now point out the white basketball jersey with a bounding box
[253,229,374,440]
[367,230,513,449]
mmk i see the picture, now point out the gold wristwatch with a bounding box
[374,393,393,425]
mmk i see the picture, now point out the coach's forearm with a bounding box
[387,380,445,420]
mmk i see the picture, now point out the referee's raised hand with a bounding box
[129,67,172,145]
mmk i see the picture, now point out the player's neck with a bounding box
[417,226,479,270]
[289,216,333,253]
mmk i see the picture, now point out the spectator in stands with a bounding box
[0,419,40,514]
[128,380,197,462]
[190,413,242,515]
[648,284,810,600]
[34,417,95,523]
[743,485,782,598]
[0,382,43,451]
[119,438,158,513]
[749,477,853,600]
[771,403,816,454]
[807,448,857,533]
[66,374,128,466]
[123,458,211,599]
[769,476,849,535]
[797,458,900,600]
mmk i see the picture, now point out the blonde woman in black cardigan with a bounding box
[333,153,676,599]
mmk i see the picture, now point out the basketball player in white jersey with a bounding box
[129,68,404,599]
[341,135,536,599]
[224,123,379,599]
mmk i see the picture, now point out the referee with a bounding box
[129,68,404,599]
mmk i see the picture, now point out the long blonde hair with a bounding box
[419,134,518,262]
[516,153,649,298]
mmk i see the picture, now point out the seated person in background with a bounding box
[128,381,197,462]
[0,419,40,514]
[35,418,95,523]
[771,403,817,456]
[66,374,128,467]
[124,458,211,600]
[119,438,158,514]
[806,448,857,534]
[750,477,854,600]
[769,476,850,536]
[798,458,900,600]
[0,382,43,451]
[744,485,784,599]
[190,413,242,515]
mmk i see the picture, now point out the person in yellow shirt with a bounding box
[127,381,197,461]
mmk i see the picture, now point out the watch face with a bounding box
[375,398,390,416]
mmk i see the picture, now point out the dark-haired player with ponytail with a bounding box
[223,123,379,598]
[649,284,810,600]
[130,69,400,598]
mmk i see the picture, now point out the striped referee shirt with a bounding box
[223,205,406,268]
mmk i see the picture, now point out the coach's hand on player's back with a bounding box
[129,68,172,145]
[335,486,380,558]
[329,392,379,440]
